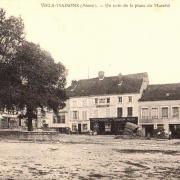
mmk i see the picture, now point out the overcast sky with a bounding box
[1,0,180,86]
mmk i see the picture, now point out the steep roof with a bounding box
[67,72,147,97]
[140,83,180,101]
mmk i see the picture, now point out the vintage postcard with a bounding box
[0,0,180,179]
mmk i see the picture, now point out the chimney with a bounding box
[142,72,149,83]
[98,71,105,80]
[142,73,149,91]
[118,73,123,86]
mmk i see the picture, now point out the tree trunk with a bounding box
[7,118,10,129]
[19,117,21,126]
[27,106,34,131]
[27,117,33,131]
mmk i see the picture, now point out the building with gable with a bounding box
[65,71,149,134]
[139,83,180,138]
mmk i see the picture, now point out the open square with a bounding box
[0,135,180,179]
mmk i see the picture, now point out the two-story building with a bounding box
[47,101,70,132]
[66,71,149,134]
[139,83,180,138]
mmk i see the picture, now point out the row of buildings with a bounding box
[48,71,180,138]
[48,71,180,137]
[1,71,180,138]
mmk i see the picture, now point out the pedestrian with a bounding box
[169,131,172,140]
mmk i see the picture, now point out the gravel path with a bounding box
[0,135,180,179]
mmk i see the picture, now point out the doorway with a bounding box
[142,125,154,137]
[78,123,81,133]
[169,124,180,138]
[98,121,105,135]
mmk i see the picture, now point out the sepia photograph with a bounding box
[0,0,180,179]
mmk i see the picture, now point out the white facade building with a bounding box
[47,101,69,132]
[65,71,149,134]
[139,84,180,138]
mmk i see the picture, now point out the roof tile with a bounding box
[67,72,147,97]
[140,83,180,101]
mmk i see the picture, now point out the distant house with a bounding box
[0,108,47,130]
[47,102,69,133]
[66,71,149,134]
[139,83,180,138]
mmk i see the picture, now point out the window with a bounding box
[72,124,77,132]
[82,99,87,106]
[82,111,87,120]
[117,107,123,117]
[95,98,110,104]
[118,97,122,103]
[73,111,78,120]
[57,114,65,124]
[141,108,149,119]
[82,124,88,131]
[128,96,132,102]
[99,98,106,104]
[73,100,77,107]
[105,123,111,132]
[162,107,168,118]
[106,108,110,117]
[127,107,133,117]
[172,107,179,118]
[61,114,65,123]
[151,108,158,119]
[53,113,65,124]
[53,117,56,123]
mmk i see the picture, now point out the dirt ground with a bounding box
[0,135,180,180]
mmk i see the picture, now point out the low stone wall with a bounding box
[0,130,60,142]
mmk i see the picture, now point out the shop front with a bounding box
[90,117,138,135]
[169,124,180,138]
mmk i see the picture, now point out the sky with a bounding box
[0,0,180,86]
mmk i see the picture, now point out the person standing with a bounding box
[169,131,172,140]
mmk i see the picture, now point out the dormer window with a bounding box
[98,71,105,80]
